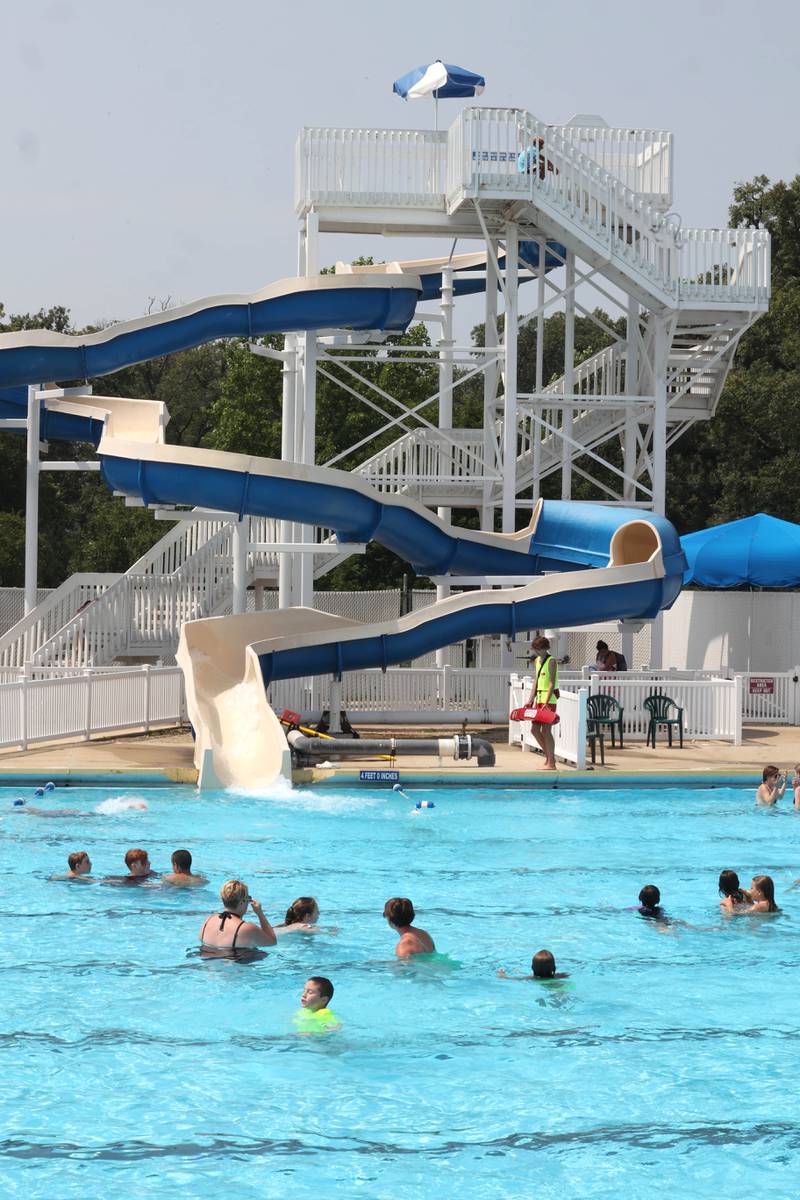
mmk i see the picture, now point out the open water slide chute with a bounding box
[0,259,684,788]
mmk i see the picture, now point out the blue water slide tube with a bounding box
[0,385,104,444]
[99,449,685,601]
[416,240,566,301]
[0,277,421,390]
[256,569,666,687]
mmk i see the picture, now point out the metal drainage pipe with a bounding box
[287,731,496,767]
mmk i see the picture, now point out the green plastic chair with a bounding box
[643,693,684,748]
[586,693,624,749]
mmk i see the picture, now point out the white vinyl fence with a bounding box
[0,666,186,751]
[269,666,511,724]
[561,673,743,743]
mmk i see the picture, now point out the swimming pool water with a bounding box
[2,782,800,1198]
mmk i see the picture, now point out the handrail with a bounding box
[0,573,119,669]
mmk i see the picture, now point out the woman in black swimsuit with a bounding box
[199,879,277,951]
[718,869,751,913]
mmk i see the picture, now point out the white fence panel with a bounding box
[738,671,798,724]
[0,667,186,750]
[584,676,741,742]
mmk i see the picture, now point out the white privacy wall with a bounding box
[662,591,800,672]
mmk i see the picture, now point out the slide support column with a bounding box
[650,313,671,668]
[436,263,454,668]
[502,222,518,534]
[279,334,298,609]
[24,384,41,615]
[531,236,546,504]
[561,250,575,500]
[623,294,640,502]
[232,519,248,615]
[481,243,499,532]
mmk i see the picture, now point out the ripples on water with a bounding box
[2,784,800,1197]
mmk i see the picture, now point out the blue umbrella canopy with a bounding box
[680,513,800,587]
[392,61,485,101]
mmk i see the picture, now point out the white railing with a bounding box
[447,107,770,309]
[269,666,513,723]
[32,524,236,668]
[294,127,447,214]
[542,342,626,397]
[0,574,119,669]
[128,515,228,575]
[508,676,587,767]
[448,107,681,299]
[677,227,771,306]
[354,428,496,495]
[551,125,673,209]
[0,666,186,751]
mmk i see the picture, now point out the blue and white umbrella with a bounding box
[393,61,485,128]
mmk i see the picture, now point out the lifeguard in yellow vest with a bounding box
[527,634,559,770]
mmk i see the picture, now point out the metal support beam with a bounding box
[502,221,519,535]
[279,334,298,609]
[24,385,41,615]
[561,250,575,500]
[436,262,454,666]
[232,519,248,615]
[481,241,499,532]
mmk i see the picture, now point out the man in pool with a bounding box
[497,949,570,981]
[51,850,94,881]
[102,848,158,884]
[383,897,435,957]
[161,849,206,887]
[294,976,341,1033]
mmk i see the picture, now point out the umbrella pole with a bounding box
[435,92,439,131]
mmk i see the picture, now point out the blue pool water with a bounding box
[2,782,800,1198]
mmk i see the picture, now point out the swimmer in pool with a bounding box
[756,766,787,805]
[161,849,207,888]
[748,874,780,913]
[383,897,435,957]
[497,949,570,981]
[718,869,751,912]
[51,850,94,882]
[275,896,320,934]
[199,879,277,950]
[636,884,670,923]
[102,848,159,884]
[293,976,341,1033]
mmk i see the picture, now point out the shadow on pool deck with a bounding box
[1,725,798,787]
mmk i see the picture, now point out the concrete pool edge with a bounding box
[0,767,197,788]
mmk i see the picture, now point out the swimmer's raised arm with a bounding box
[244,898,277,947]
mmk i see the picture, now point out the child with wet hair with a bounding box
[276,897,320,934]
[497,948,570,981]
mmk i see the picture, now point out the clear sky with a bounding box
[3,0,799,329]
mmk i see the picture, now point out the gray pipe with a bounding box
[287,731,496,767]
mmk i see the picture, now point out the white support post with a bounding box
[279,334,297,610]
[436,263,454,668]
[502,223,519,535]
[299,211,319,610]
[482,244,499,532]
[531,237,546,504]
[232,519,248,615]
[561,251,575,500]
[24,385,41,615]
[623,295,640,501]
[329,676,343,734]
[652,314,669,516]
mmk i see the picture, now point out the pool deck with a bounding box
[1,724,798,789]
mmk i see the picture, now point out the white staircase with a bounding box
[11,511,353,672]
